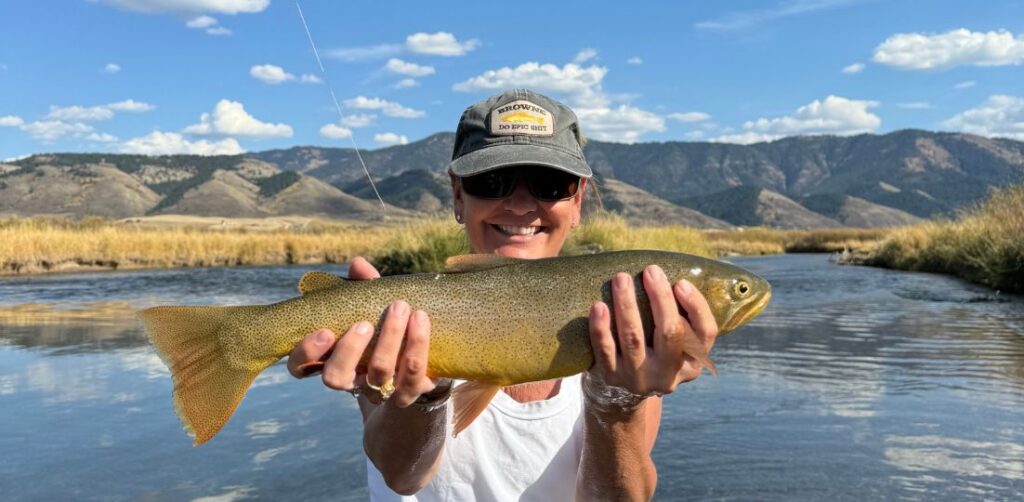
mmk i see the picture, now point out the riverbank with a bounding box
[852,185,1024,293]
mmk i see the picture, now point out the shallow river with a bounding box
[0,255,1022,501]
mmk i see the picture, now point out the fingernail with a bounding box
[651,265,666,281]
[314,330,333,346]
[677,279,693,294]
[355,322,373,336]
[392,300,409,316]
[412,310,427,325]
[614,273,629,289]
[297,361,324,378]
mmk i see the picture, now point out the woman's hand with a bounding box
[286,256,441,408]
[587,264,719,398]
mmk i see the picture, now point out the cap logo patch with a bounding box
[490,100,554,136]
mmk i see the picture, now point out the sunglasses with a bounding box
[460,166,582,202]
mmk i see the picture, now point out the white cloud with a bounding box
[120,131,244,155]
[186,15,218,28]
[107,99,156,112]
[394,78,419,89]
[942,94,1024,141]
[374,132,409,146]
[86,132,119,143]
[712,95,881,143]
[575,105,665,143]
[326,44,403,62]
[339,114,375,128]
[626,56,643,65]
[696,0,861,31]
[205,26,232,36]
[97,0,269,14]
[955,80,977,90]
[384,58,435,77]
[573,48,598,64]
[841,62,865,74]
[183,99,293,137]
[667,112,711,123]
[343,96,424,118]
[453,62,610,108]
[319,123,353,140]
[299,74,322,84]
[873,29,1024,70]
[250,64,295,84]
[0,115,25,127]
[46,105,114,121]
[406,32,479,56]
[898,102,933,110]
[683,130,706,140]
[104,63,121,74]
[21,120,95,141]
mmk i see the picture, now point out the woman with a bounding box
[286,89,719,501]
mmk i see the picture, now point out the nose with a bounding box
[501,179,538,215]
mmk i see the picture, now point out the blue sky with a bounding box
[2,0,1023,159]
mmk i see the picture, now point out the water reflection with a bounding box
[1,255,1023,500]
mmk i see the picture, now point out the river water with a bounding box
[0,255,1021,501]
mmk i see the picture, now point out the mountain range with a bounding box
[3,129,1022,228]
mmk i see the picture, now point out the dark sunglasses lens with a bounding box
[462,170,516,199]
[529,170,580,201]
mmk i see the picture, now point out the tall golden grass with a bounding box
[703,227,891,256]
[864,185,1024,292]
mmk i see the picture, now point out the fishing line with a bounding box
[295,1,387,213]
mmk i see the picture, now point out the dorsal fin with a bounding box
[444,254,521,273]
[451,381,501,436]
[297,271,345,295]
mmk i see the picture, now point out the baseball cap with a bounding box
[448,89,592,179]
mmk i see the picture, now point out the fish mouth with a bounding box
[721,290,772,334]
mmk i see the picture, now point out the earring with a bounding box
[455,213,463,223]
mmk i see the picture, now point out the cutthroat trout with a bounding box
[140,250,771,445]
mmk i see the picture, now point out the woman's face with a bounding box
[451,171,586,259]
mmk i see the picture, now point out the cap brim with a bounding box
[448,143,592,178]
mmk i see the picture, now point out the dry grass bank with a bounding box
[703,227,892,256]
[861,186,1024,293]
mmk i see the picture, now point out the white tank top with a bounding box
[367,374,585,501]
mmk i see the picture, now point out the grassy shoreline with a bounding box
[2,213,892,277]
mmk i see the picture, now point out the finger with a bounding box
[674,279,720,351]
[588,302,617,375]
[321,322,374,390]
[366,300,411,389]
[287,329,337,378]
[348,256,381,280]
[642,265,685,362]
[612,272,647,373]
[393,310,435,408]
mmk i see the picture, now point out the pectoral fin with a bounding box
[298,271,345,295]
[451,381,501,436]
[680,330,718,377]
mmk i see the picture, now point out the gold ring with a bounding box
[366,377,396,400]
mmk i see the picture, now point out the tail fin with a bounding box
[140,306,271,445]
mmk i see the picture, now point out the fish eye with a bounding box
[733,280,750,297]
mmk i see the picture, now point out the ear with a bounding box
[450,171,464,221]
[572,178,588,212]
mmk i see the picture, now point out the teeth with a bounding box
[497,225,540,236]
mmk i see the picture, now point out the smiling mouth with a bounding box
[492,224,546,236]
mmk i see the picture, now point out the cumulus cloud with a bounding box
[667,112,711,123]
[343,96,424,118]
[712,95,881,144]
[21,120,95,141]
[299,74,322,84]
[86,132,119,143]
[0,115,24,127]
[384,58,435,77]
[183,99,293,137]
[394,78,419,89]
[626,56,643,65]
[955,80,976,90]
[120,131,244,155]
[406,32,479,56]
[898,102,933,110]
[186,15,218,27]
[339,114,375,127]
[942,95,1024,141]
[44,99,154,122]
[841,62,865,74]
[250,64,294,84]
[374,132,409,146]
[575,105,665,143]
[107,99,156,112]
[573,48,598,64]
[453,62,610,108]
[319,123,352,140]
[326,44,403,62]
[205,26,232,36]
[873,29,1024,70]
[97,0,269,14]
[104,63,121,74]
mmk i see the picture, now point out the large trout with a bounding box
[141,250,771,445]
